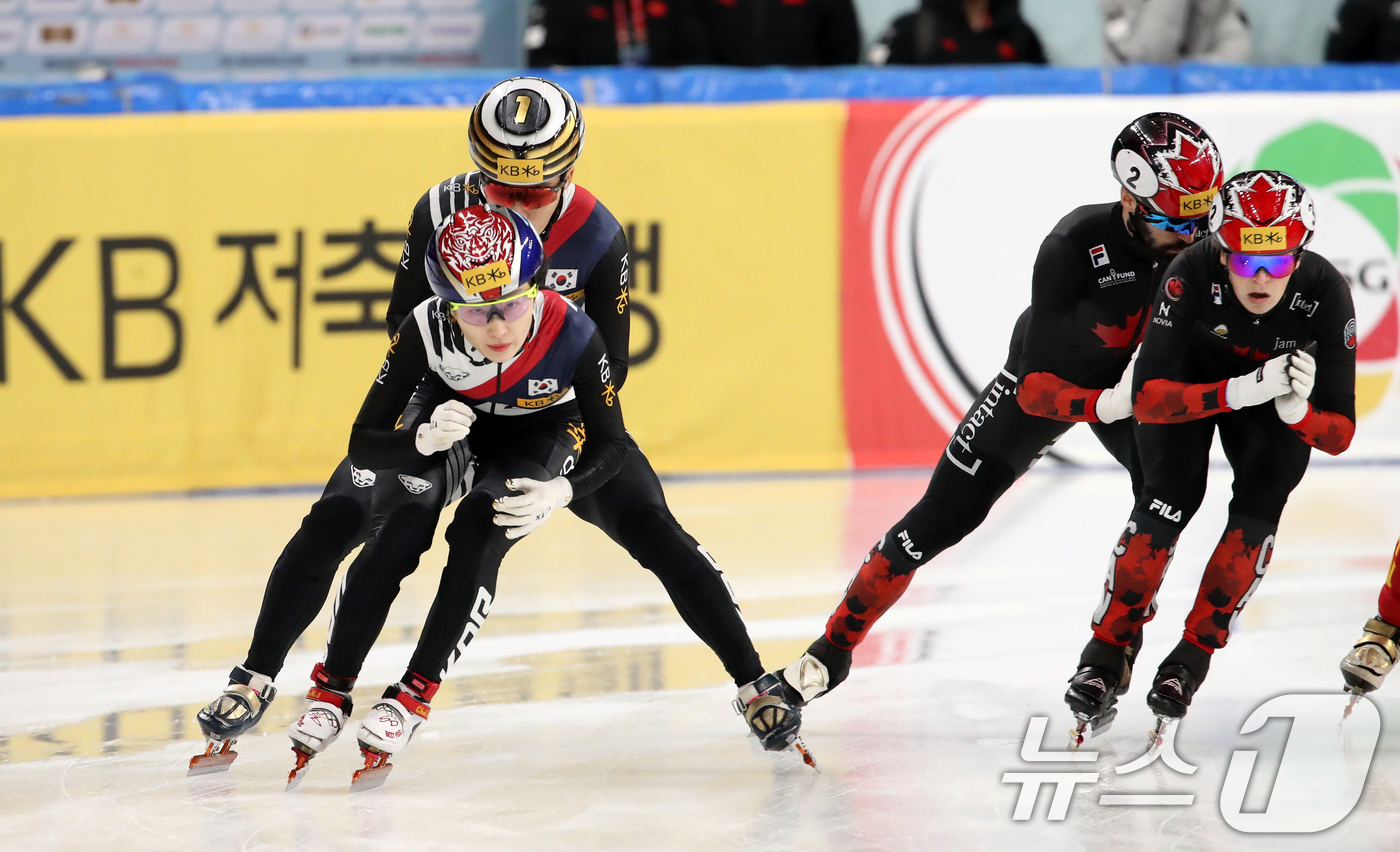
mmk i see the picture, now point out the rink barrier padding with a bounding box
[8,64,1400,116]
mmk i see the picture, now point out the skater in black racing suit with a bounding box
[773,113,1226,708]
[1067,170,1356,731]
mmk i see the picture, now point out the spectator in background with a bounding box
[871,0,1046,66]
[696,0,861,66]
[1099,0,1251,64]
[526,0,712,66]
[1326,0,1400,62]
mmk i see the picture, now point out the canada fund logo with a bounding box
[1003,694,1381,830]
[1250,122,1399,420]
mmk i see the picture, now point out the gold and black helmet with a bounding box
[468,77,585,186]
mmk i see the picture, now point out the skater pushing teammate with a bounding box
[770,113,1224,708]
[1066,170,1356,749]
[192,76,807,779]
[285,204,630,788]
[1340,536,1400,707]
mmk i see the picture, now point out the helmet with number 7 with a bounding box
[468,76,585,186]
[425,205,546,305]
[1111,113,1224,220]
[1209,170,1317,254]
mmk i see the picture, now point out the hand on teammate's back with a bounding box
[1274,350,1317,424]
[1224,353,1293,411]
[415,401,475,455]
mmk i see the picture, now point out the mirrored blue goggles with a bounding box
[1139,210,1208,237]
[1226,252,1298,279]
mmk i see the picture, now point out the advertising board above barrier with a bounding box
[0,101,846,498]
[840,92,1400,468]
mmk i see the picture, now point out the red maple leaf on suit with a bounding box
[1232,345,1271,361]
[1092,309,1144,349]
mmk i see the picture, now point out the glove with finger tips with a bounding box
[1275,349,1317,424]
[414,400,476,456]
[1225,353,1292,410]
[492,477,573,540]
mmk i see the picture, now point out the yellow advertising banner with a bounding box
[0,101,846,498]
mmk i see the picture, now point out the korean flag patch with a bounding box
[547,269,579,293]
[528,378,560,397]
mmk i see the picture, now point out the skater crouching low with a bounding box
[1066,170,1357,747]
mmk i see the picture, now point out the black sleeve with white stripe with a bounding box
[385,191,438,337]
[349,314,437,470]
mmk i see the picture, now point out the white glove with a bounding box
[1225,353,1292,410]
[1095,349,1138,424]
[414,400,475,455]
[492,476,573,540]
[1274,350,1317,425]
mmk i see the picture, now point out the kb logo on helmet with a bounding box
[1239,227,1287,250]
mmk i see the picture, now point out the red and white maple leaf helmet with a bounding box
[1111,113,1224,220]
[1209,170,1317,254]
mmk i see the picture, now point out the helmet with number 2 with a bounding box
[1209,170,1316,254]
[425,205,545,305]
[468,77,585,186]
[1111,113,1224,219]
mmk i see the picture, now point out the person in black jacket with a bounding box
[873,0,1045,65]
[697,0,861,66]
[1325,0,1400,62]
[527,0,711,66]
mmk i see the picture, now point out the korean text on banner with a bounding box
[0,102,847,498]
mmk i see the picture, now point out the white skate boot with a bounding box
[285,664,355,790]
[352,682,434,790]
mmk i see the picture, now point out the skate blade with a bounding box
[285,747,313,791]
[1343,690,1363,720]
[351,748,393,791]
[187,741,238,776]
[1144,716,1178,761]
[350,764,392,791]
[788,735,820,773]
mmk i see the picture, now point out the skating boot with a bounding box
[1341,617,1398,695]
[285,663,355,790]
[1144,640,1210,757]
[1064,636,1137,749]
[735,672,818,770]
[352,673,438,790]
[775,636,852,708]
[189,666,277,776]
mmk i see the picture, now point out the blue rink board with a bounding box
[5,63,1400,116]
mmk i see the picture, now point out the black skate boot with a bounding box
[735,672,818,770]
[1145,640,1211,751]
[189,665,277,776]
[775,635,852,708]
[1341,617,1398,696]
[1065,636,1137,749]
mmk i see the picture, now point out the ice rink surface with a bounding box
[1,460,1398,851]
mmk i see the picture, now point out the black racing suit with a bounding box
[321,291,629,683]
[244,173,764,687]
[820,202,1165,654]
[1088,242,1356,677]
